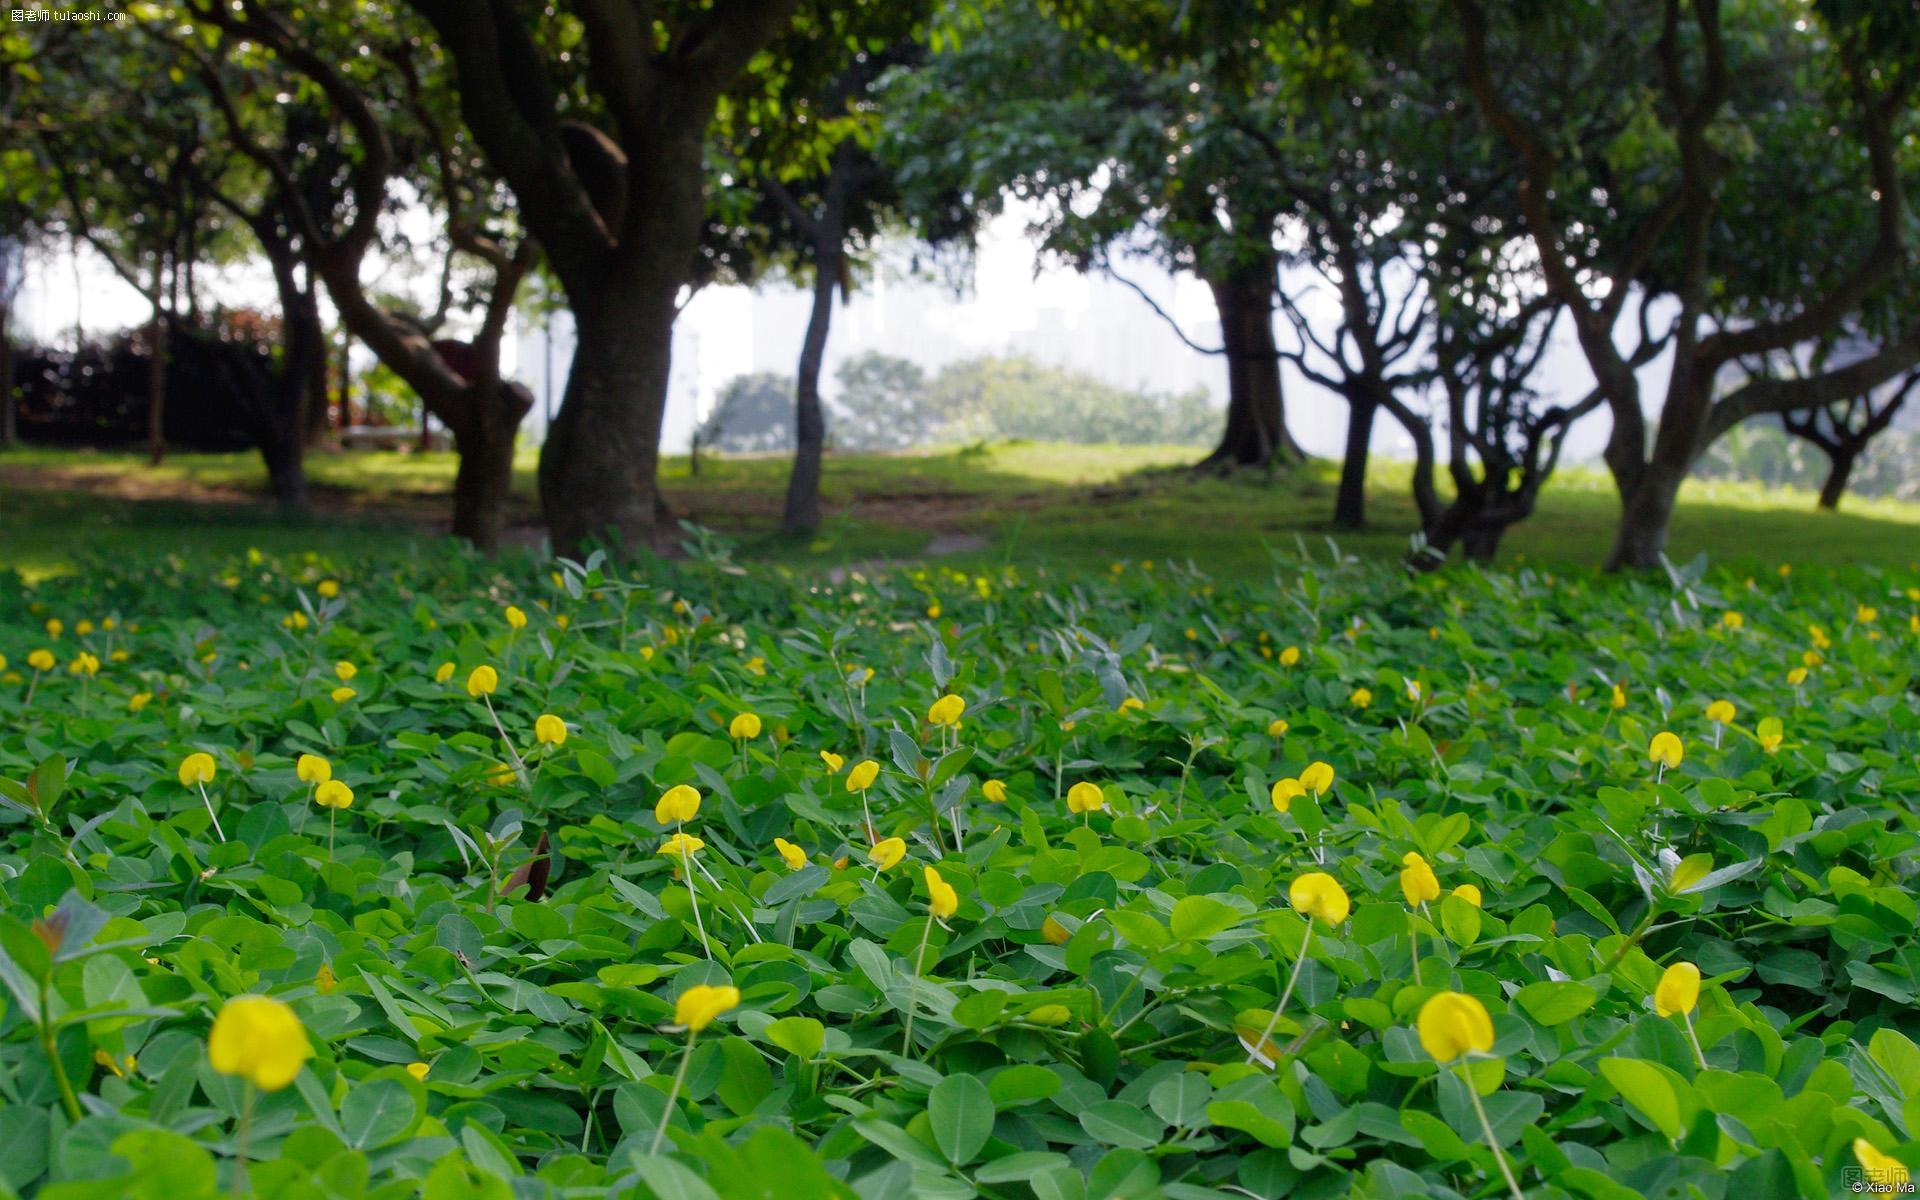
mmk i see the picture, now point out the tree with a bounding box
[718,6,929,536]
[402,0,803,556]
[1760,334,1919,510]
[1454,0,1919,568]
[181,1,538,548]
[695,372,796,455]
[830,352,935,450]
[881,4,1305,472]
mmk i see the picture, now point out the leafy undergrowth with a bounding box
[2,547,1919,1200]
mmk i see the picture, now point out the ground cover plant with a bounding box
[2,543,1919,1199]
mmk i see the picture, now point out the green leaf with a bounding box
[1079,1100,1166,1149]
[1169,895,1242,942]
[927,1073,994,1165]
[1514,981,1600,1026]
[341,1078,418,1149]
[1599,1058,1684,1139]
[763,1016,825,1059]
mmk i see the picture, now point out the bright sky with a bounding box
[13,201,1664,459]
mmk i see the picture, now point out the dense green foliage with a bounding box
[3,543,1920,1198]
[827,354,1217,450]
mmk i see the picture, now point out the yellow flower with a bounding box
[1756,717,1783,754]
[820,750,845,774]
[774,837,806,870]
[982,779,1007,803]
[1041,915,1070,945]
[1858,605,1878,624]
[296,754,332,784]
[1705,699,1735,724]
[869,837,907,870]
[68,652,100,676]
[1453,883,1482,907]
[926,603,942,619]
[75,620,94,636]
[1267,717,1289,737]
[1279,645,1301,666]
[1611,683,1627,710]
[1787,666,1808,686]
[208,995,311,1091]
[128,692,153,713]
[846,760,880,792]
[45,618,62,638]
[673,984,740,1033]
[655,784,702,825]
[659,832,706,859]
[1066,782,1105,814]
[334,661,357,682]
[1299,761,1335,796]
[487,761,517,787]
[1854,1139,1911,1187]
[924,865,959,920]
[927,693,966,727]
[1350,687,1373,709]
[1400,852,1440,906]
[1654,961,1700,1017]
[729,712,762,740]
[1720,611,1743,630]
[406,1062,430,1081]
[1803,649,1823,667]
[1288,871,1350,925]
[1118,696,1144,713]
[1648,731,1684,769]
[317,579,340,598]
[1270,778,1304,814]
[27,649,54,672]
[467,665,499,697]
[745,655,765,675]
[1416,990,1493,1062]
[505,605,528,630]
[330,686,356,703]
[314,780,354,810]
[283,611,309,631]
[535,714,568,746]
[178,753,217,787]
[434,661,456,684]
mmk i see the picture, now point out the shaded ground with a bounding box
[2,442,1917,579]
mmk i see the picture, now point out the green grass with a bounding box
[4,442,1917,578]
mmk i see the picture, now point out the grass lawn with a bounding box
[2,441,1916,578]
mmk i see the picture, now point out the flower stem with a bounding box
[1459,1065,1525,1200]
[679,820,710,960]
[38,975,81,1121]
[1247,923,1314,1065]
[648,1032,697,1155]
[1683,1011,1708,1070]
[232,1083,256,1198]
[902,915,934,1058]
[198,781,226,843]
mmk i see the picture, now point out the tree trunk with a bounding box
[451,381,531,552]
[262,433,308,510]
[303,318,331,447]
[1199,265,1302,469]
[1332,393,1377,529]
[540,282,683,556]
[0,298,14,448]
[332,332,352,434]
[1605,461,1686,570]
[146,311,167,465]
[782,240,839,536]
[1818,449,1854,510]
